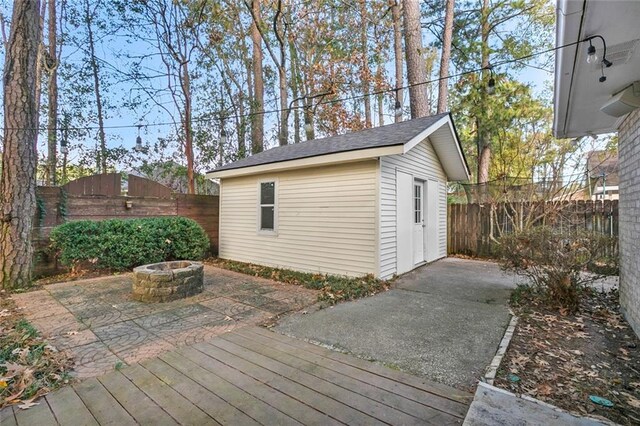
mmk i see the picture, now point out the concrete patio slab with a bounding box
[275,257,517,391]
[12,265,318,379]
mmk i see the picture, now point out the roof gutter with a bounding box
[553,0,587,138]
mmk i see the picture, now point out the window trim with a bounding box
[414,181,423,224]
[257,178,278,236]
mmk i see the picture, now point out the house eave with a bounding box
[206,145,404,179]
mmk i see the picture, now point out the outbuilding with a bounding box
[207,113,470,279]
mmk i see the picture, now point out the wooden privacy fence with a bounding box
[33,175,219,277]
[448,200,618,258]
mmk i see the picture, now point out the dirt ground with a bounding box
[495,288,640,425]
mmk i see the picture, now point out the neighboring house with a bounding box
[586,150,619,201]
[207,113,469,279]
[554,0,640,334]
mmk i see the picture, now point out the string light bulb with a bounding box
[586,41,597,64]
[220,126,227,145]
[304,116,312,134]
[394,99,402,117]
[135,125,143,152]
[487,77,496,95]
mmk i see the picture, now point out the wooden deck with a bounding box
[1,326,472,425]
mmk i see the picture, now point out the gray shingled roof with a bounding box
[209,113,450,173]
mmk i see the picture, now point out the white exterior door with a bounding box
[413,181,425,264]
[396,171,413,274]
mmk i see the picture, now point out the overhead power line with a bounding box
[0,38,581,132]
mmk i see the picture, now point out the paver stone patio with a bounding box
[12,265,318,378]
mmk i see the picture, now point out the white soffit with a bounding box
[554,0,640,138]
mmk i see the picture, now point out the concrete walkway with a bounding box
[275,258,517,391]
[0,326,472,425]
[11,266,318,378]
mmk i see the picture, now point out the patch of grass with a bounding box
[207,258,390,305]
[0,295,72,408]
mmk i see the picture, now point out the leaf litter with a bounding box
[495,288,640,425]
[0,292,72,409]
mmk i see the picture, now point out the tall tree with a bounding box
[437,0,454,114]
[83,0,108,174]
[392,0,403,123]
[125,0,208,194]
[246,0,289,146]
[45,0,59,185]
[1,0,42,289]
[402,0,429,118]
[250,0,264,153]
[450,0,553,183]
[359,0,371,128]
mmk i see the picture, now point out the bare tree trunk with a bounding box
[376,63,384,126]
[84,0,107,174]
[304,97,314,140]
[182,62,195,194]
[392,0,403,123]
[402,0,429,118]
[1,0,42,290]
[289,37,301,143]
[477,0,491,184]
[437,0,454,114]
[46,0,58,185]
[360,0,371,128]
[250,0,264,154]
[33,1,46,154]
[274,0,288,146]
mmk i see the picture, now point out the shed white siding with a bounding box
[219,160,378,277]
[379,137,448,279]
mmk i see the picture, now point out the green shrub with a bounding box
[50,217,210,271]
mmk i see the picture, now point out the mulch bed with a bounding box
[495,288,640,425]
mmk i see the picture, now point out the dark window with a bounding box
[260,182,276,231]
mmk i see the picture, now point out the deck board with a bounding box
[210,335,424,425]
[121,364,217,425]
[12,400,57,426]
[141,357,260,426]
[161,350,300,426]
[73,378,137,426]
[8,326,471,425]
[0,406,17,426]
[193,341,368,425]
[97,371,179,426]
[231,328,460,421]
[251,326,473,403]
[240,327,469,417]
[45,386,98,426]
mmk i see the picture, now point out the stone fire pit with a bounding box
[132,261,204,303]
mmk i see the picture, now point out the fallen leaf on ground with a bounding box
[536,384,553,396]
[18,401,39,410]
[621,392,640,409]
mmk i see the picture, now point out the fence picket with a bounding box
[447,200,618,258]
